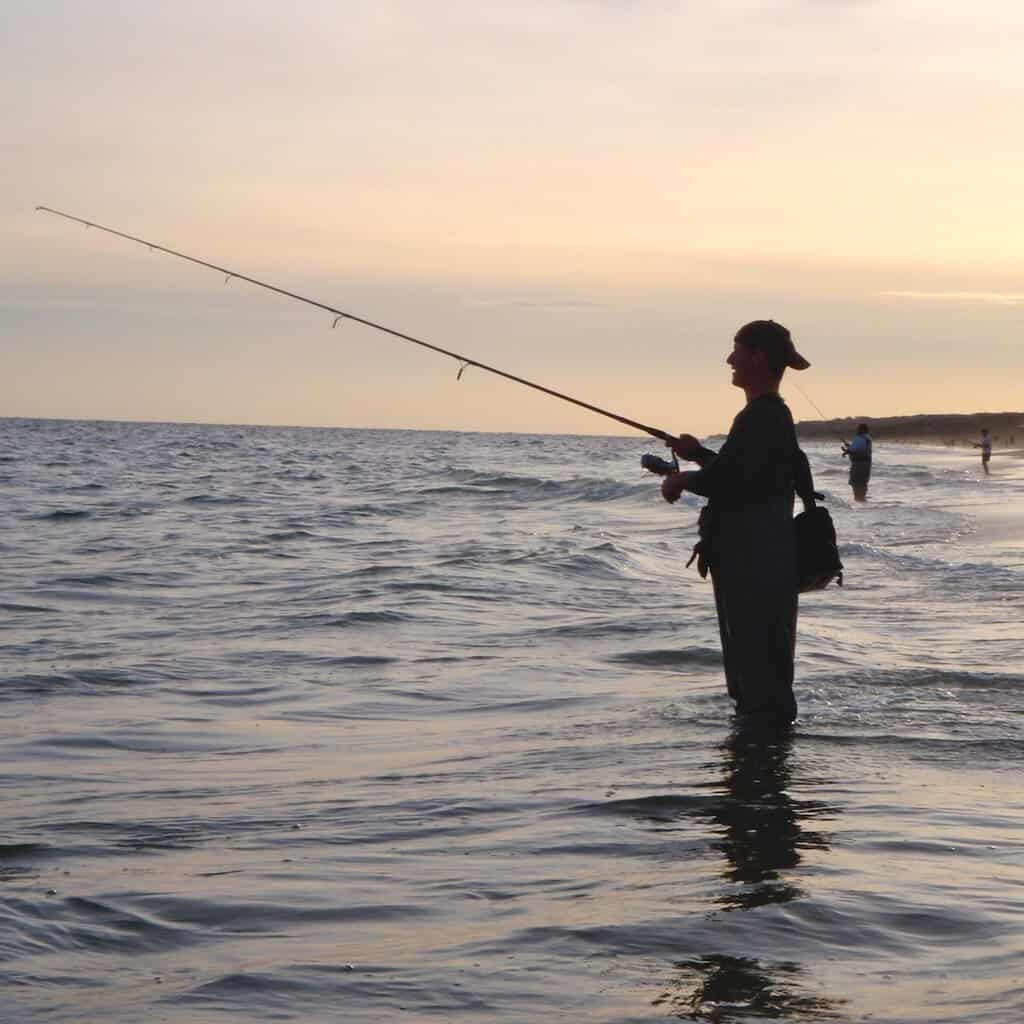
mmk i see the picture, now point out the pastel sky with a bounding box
[3,1,1022,436]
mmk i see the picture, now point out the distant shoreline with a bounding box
[796,411,1024,449]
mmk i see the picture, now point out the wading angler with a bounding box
[36,209,841,731]
[660,321,822,730]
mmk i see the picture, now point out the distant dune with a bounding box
[795,411,1024,449]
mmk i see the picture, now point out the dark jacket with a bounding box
[685,394,809,566]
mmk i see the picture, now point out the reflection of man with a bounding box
[654,734,838,1018]
[713,731,829,910]
[669,953,842,1020]
[841,423,872,502]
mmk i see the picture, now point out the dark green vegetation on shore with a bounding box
[796,411,1024,447]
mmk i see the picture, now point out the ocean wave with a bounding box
[573,792,716,819]
[0,843,49,860]
[607,646,723,669]
[0,601,56,613]
[1,667,175,698]
[525,616,651,640]
[184,494,251,505]
[0,895,192,961]
[224,650,397,669]
[47,573,130,586]
[439,468,651,504]
[839,542,1022,588]
[38,509,91,520]
[273,469,326,481]
[334,502,419,519]
[811,666,1023,693]
[285,609,414,628]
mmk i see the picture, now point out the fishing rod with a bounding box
[36,206,675,445]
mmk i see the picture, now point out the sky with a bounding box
[3,1,1023,436]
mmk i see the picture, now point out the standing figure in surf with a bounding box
[660,320,813,729]
[973,427,992,475]
[841,422,872,501]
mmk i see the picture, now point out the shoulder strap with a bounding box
[794,446,817,513]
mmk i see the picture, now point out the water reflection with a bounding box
[712,728,832,911]
[658,952,844,1020]
[655,729,842,1019]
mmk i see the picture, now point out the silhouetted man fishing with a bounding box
[33,213,836,731]
[973,427,992,475]
[661,321,814,730]
[842,423,872,501]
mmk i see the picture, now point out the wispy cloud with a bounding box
[460,295,611,312]
[879,290,1024,306]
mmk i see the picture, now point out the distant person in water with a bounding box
[842,423,872,501]
[973,428,992,475]
[660,320,815,730]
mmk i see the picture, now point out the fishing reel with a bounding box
[640,452,679,476]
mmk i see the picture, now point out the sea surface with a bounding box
[1,417,1021,1023]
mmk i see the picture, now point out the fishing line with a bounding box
[789,378,848,446]
[36,206,674,443]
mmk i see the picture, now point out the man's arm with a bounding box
[661,402,791,503]
[794,448,816,512]
[676,409,763,499]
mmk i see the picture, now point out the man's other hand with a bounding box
[666,434,701,461]
[661,471,687,504]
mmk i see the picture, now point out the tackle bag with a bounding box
[794,504,843,592]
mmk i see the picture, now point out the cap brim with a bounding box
[788,351,811,370]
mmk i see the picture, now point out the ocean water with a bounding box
[1,416,1021,1024]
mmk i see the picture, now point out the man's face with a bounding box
[727,340,760,389]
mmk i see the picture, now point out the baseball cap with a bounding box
[735,320,810,371]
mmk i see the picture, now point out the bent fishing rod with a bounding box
[36,206,675,445]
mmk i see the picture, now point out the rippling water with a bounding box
[1,417,1021,1023]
